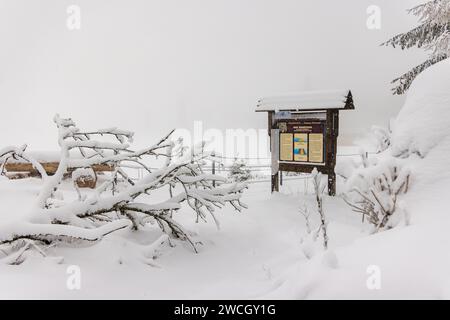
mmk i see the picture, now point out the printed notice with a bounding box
[309,133,324,163]
[280,133,293,161]
[293,133,308,162]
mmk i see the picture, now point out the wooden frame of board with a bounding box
[256,90,355,196]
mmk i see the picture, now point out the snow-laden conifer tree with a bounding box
[228,158,252,183]
[383,0,449,94]
[0,115,248,263]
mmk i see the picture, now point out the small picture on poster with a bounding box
[293,133,308,162]
[309,133,324,163]
[280,133,293,161]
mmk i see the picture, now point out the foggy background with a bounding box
[0,0,425,150]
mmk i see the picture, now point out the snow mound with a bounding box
[391,59,450,158]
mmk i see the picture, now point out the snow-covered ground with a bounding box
[0,175,362,299]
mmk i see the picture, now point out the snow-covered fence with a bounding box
[127,151,376,184]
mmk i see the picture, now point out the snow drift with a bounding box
[391,59,450,159]
[391,59,450,225]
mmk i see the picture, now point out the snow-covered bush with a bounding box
[343,152,410,231]
[0,115,248,262]
[299,168,329,256]
[228,158,252,182]
[311,169,328,249]
[371,124,392,153]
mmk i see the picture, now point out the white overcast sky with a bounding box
[0,0,425,149]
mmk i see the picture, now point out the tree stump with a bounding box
[72,168,97,189]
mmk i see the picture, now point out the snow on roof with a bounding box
[256,89,353,112]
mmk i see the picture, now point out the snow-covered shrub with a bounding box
[0,115,248,262]
[228,158,252,182]
[311,169,328,249]
[299,168,329,256]
[343,155,410,231]
[371,124,392,153]
[299,204,322,259]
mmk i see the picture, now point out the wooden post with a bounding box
[271,173,279,193]
[325,110,339,196]
[268,112,274,138]
[328,171,336,197]
[271,129,280,193]
[211,152,216,187]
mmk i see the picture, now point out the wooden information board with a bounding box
[267,110,341,196]
[256,90,355,196]
[277,118,326,165]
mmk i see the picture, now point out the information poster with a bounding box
[308,133,324,163]
[278,119,325,164]
[293,133,308,162]
[280,133,293,161]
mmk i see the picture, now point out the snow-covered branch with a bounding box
[0,145,48,179]
[382,0,449,94]
[0,115,248,262]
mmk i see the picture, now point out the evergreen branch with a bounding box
[382,22,448,50]
[391,54,448,95]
